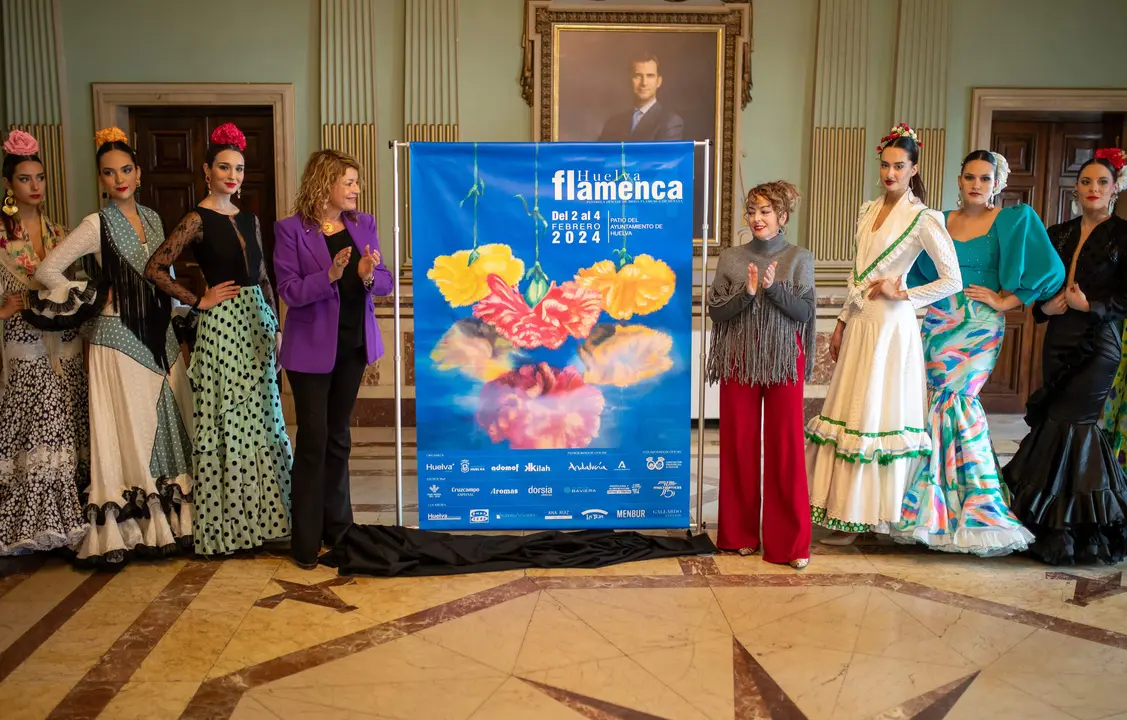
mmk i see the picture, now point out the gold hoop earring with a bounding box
[2,189,17,217]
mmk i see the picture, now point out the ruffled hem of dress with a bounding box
[888,524,1034,557]
[0,524,89,556]
[71,477,194,567]
[811,505,891,534]
[80,475,193,525]
[806,416,930,465]
[22,281,108,332]
[1021,523,1127,566]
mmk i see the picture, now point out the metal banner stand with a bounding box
[387,139,716,533]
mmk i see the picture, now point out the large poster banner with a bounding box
[410,141,695,530]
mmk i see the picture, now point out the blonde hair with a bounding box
[745,180,801,227]
[292,149,362,224]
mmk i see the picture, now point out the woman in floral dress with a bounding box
[0,129,89,555]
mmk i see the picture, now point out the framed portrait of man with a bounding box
[522,1,752,252]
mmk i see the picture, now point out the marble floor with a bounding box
[2,418,1125,720]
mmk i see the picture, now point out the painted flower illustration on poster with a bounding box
[421,143,683,450]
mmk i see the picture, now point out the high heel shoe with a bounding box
[737,547,757,556]
[789,558,809,570]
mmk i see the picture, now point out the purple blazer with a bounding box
[274,212,394,374]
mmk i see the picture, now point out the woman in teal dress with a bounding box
[892,150,1065,556]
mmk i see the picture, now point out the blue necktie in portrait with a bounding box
[632,108,643,131]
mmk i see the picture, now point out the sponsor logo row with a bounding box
[422,456,684,475]
[424,506,685,523]
[425,480,683,500]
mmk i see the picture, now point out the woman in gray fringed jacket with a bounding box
[706,180,816,569]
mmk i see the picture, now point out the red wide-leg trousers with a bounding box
[717,344,811,563]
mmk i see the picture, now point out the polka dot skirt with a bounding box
[188,285,293,555]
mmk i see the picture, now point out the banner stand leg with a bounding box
[390,140,406,527]
[695,139,711,535]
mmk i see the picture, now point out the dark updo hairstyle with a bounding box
[204,140,244,167]
[204,122,247,168]
[882,135,927,205]
[1077,156,1118,186]
[1,149,44,239]
[95,140,138,167]
[961,149,997,173]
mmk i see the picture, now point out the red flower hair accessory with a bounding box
[876,122,923,155]
[1094,148,1127,192]
[210,122,246,152]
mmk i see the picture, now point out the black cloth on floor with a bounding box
[319,525,718,577]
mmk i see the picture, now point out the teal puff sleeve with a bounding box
[996,204,1066,304]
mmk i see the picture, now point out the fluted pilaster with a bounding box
[808,0,869,276]
[1,0,68,225]
[892,0,950,209]
[320,0,381,217]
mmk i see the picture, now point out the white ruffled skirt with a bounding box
[806,297,929,532]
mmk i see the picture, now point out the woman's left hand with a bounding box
[964,285,1004,311]
[866,277,907,301]
[358,244,381,282]
[1064,283,1090,312]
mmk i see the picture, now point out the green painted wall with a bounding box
[943,0,1127,205]
[58,0,320,223]
[458,0,530,143]
[48,0,1127,240]
[737,0,819,242]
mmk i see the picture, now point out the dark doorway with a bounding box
[129,106,278,299]
[981,110,1125,413]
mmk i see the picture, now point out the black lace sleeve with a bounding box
[254,215,277,317]
[144,211,203,307]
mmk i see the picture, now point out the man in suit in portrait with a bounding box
[598,52,684,142]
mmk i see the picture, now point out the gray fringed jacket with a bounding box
[705,234,816,386]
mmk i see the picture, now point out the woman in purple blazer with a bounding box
[274,149,393,568]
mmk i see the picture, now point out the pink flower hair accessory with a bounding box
[2,129,39,157]
[210,122,247,152]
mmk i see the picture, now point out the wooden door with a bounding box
[130,106,278,298]
[982,112,1122,413]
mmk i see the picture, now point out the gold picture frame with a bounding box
[521,1,752,253]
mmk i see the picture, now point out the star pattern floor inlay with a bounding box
[1,425,1125,719]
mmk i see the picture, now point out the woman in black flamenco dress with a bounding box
[1002,149,1127,565]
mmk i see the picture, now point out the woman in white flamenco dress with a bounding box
[806,126,962,545]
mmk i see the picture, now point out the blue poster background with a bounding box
[410,142,695,530]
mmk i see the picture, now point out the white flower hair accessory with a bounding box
[875,122,922,155]
[989,151,1010,196]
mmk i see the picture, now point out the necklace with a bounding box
[322,220,336,234]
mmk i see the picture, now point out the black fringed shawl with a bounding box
[96,208,173,371]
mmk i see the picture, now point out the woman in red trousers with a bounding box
[706,181,815,569]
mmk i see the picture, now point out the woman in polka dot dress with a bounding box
[144,123,293,556]
[34,128,195,567]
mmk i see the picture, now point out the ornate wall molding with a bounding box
[808,0,869,284]
[2,0,69,225]
[402,0,460,269]
[320,0,382,219]
[891,0,950,210]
